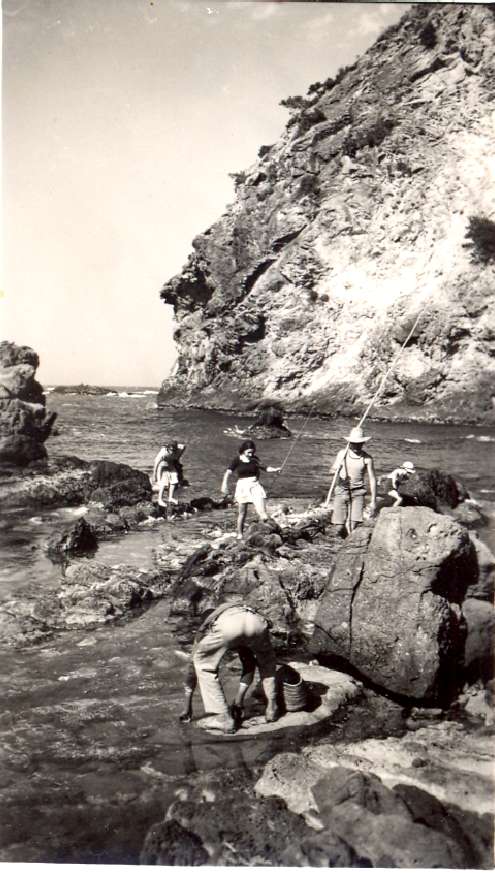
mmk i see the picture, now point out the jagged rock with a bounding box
[140,819,208,866]
[46,518,98,559]
[310,506,476,701]
[247,403,292,438]
[51,384,117,395]
[169,516,341,648]
[154,789,358,867]
[255,722,495,868]
[0,341,56,465]
[463,598,495,682]
[0,561,172,646]
[0,455,152,509]
[468,535,495,601]
[398,467,469,510]
[157,6,495,424]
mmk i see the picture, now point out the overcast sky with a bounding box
[2,0,407,387]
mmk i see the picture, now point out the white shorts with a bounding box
[234,477,267,510]
[159,470,179,486]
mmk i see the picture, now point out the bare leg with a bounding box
[231,672,254,727]
[237,504,248,537]
[168,483,178,505]
[158,480,167,507]
[255,495,268,521]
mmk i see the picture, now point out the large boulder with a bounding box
[311,507,477,701]
[0,455,152,509]
[0,341,56,465]
[398,468,469,511]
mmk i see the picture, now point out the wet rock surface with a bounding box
[0,341,56,465]
[0,561,172,646]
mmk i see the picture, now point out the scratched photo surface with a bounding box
[1,0,494,867]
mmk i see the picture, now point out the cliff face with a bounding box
[0,341,56,465]
[159,4,495,424]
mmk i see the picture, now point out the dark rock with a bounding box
[311,507,476,701]
[0,561,173,646]
[51,384,116,396]
[46,518,98,559]
[310,767,479,868]
[463,598,495,683]
[140,819,208,866]
[468,535,495,601]
[0,455,151,509]
[398,468,468,511]
[0,341,56,465]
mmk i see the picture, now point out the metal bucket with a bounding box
[282,675,308,712]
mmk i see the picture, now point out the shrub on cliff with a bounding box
[465,215,495,265]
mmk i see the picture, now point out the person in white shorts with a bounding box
[152,441,185,507]
[221,440,281,538]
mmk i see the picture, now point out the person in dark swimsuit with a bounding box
[221,440,281,538]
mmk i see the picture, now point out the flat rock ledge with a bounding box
[254,719,494,867]
[196,662,363,736]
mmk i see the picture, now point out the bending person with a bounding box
[180,602,280,734]
[329,425,377,536]
[221,439,280,538]
[152,441,186,507]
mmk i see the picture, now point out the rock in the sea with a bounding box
[46,518,98,559]
[51,384,116,395]
[248,403,291,439]
[0,455,152,509]
[0,561,172,646]
[311,506,476,701]
[0,341,56,465]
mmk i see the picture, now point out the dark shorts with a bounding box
[332,487,366,524]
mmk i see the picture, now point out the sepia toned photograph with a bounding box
[1,0,494,866]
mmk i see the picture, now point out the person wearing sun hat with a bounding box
[388,460,416,506]
[329,425,377,536]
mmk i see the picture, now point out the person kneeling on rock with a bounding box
[179,602,280,734]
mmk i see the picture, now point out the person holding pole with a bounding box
[326,425,377,537]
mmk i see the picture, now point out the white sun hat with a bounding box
[401,461,416,472]
[345,426,371,443]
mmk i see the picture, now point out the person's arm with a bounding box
[179,661,197,722]
[330,449,344,474]
[266,465,281,473]
[221,468,233,495]
[366,457,377,508]
[153,448,166,482]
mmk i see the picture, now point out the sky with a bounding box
[2,0,408,387]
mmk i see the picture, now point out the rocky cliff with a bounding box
[0,341,56,465]
[158,4,495,424]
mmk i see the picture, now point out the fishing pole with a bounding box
[325,305,427,505]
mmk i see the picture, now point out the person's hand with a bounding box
[368,501,377,517]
